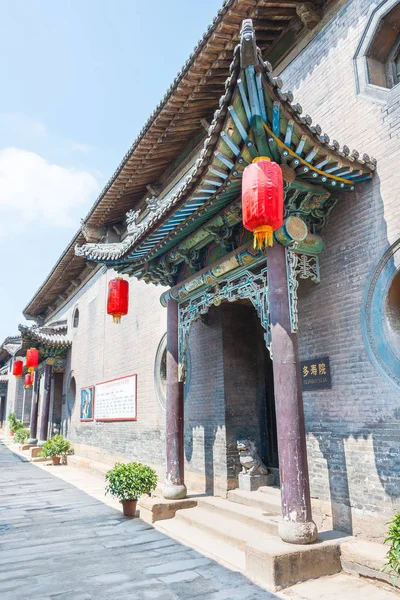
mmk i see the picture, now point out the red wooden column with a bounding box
[28,371,40,445]
[268,243,317,544]
[163,299,187,500]
[38,364,53,446]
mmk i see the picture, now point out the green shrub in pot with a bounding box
[14,428,30,444]
[384,512,400,585]
[39,435,72,464]
[7,412,23,433]
[105,462,158,516]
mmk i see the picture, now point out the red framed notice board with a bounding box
[94,374,137,421]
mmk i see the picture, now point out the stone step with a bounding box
[175,505,272,550]
[196,496,280,535]
[228,486,282,514]
[67,454,111,476]
[340,538,399,590]
[156,516,246,572]
[166,502,345,590]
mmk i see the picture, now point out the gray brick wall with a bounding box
[280,0,400,540]
[49,267,168,479]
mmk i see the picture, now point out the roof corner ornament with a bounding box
[146,195,159,213]
[126,209,142,234]
[240,19,258,69]
[296,3,322,30]
[80,220,106,243]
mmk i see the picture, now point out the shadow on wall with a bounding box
[299,173,400,539]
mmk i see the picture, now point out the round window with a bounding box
[154,334,191,410]
[362,239,400,388]
[385,270,400,360]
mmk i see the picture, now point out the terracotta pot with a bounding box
[122,500,137,517]
[52,456,61,466]
[10,431,14,437]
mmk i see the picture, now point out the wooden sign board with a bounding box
[301,357,331,391]
[94,374,137,421]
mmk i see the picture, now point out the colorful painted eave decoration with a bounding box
[75,19,375,268]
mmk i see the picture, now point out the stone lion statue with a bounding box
[237,439,269,476]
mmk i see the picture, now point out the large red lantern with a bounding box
[26,348,39,373]
[107,277,129,324]
[12,360,23,378]
[24,373,33,388]
[242,156,284,249]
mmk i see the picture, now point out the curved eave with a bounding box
[76,19,375,268]
[18,325,72,350]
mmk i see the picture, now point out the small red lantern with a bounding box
[12,360,23,378]
[242,156,284,249]
[107,277,129,324]
[26,347,39,373]
[24,373,33,388]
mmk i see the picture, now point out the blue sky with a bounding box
[0,0,223,342]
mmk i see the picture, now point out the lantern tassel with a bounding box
[28,367,34,373]
[113,314,122,324]
[253,225,274,250]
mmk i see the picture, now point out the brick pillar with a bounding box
[28,372,40,445]
[268,244,317,544]
[163,299,187,500]
[38,364,53,446]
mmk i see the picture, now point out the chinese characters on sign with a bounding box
[300,357,331,390]
[94,374,137,421]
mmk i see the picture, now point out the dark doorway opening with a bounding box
[223,301,279,488]
[255,314,279,475]
[0,397,6,427]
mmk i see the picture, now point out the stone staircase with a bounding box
[152,487,346,591]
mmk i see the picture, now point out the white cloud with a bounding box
[0,147,100,235]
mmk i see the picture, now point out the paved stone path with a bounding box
[0,439,398,600]
[0,439,281,600]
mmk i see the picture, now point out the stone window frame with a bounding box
[354,0,400,104]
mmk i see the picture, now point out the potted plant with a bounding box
[39,434,72,465]
[383,512,400,585]
[105,462,158,517]
[7,413,23,437]
[14,428,30,444]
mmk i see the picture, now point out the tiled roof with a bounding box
[18,325,71,348]
[76,19,375,265]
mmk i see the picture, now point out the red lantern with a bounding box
[24,373,33,388]
[107,277,129,324]
[26,347,39,373]
[242,156,284,249]
[12,360,23,378]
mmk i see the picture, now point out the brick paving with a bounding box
[0,440,278,600]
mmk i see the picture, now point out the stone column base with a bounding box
[238,472,274,491]
[27,438,38,446]
[163,483,187,500]
[279,519,318,545]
